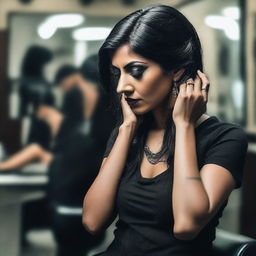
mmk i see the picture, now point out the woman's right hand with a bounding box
[119,93,143,131]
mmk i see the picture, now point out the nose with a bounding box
[116,73,134,94]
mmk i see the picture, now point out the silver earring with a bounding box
[171,81,178,97]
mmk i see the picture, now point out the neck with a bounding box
[151,97,171,130]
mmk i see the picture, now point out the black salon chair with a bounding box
[213,229,256,256]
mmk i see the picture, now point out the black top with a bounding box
[47,89,116,206]
[96,116,248,256]
[27,116,52,150]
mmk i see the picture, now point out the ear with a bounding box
[173,69,185,81]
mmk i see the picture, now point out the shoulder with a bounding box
[197,116,248,147]
[199,116,248,189]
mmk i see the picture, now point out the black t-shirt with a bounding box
[47,92,116,206]
[96,116,248,256]
[27,116,52,150]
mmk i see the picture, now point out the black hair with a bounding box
[22,81,55,114]
[21,45,53,78]
[98,4,204,171]
[61,55,102,122]
[80,54,100,86]
[61,86,84,121]
[54,65,78,85]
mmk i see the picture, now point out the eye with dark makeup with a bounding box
[127,65,148,79]
[110,64,148,82]
[109,61,148,89]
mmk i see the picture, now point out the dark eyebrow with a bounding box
[111,61,148,70]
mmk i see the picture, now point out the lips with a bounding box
[125,98,141,107]
[125,98,141,102]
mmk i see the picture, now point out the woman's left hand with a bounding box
[172,70,210,127]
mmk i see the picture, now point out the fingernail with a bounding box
[197,70,201,73]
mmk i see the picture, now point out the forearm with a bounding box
[172,124,210,229]
[83,123,136,232]
[0,143,48,171]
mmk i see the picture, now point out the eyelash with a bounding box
[110,66,147,81]
[130,67,146,79]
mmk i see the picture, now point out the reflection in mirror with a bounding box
[180,0,245,126]
[8,13,119,119]
[5,13,120,256]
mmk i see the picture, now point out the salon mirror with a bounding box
[7,13,121,120]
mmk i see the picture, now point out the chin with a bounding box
[132,109,146,115]
[131,105,151,115]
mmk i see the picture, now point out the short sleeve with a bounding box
[202,127,248,189]
[103,126,119,158]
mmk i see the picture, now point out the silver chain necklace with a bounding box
[143,144,167,164]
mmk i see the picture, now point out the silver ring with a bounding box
[201,84,209,91]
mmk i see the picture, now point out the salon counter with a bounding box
[0,164,48,256]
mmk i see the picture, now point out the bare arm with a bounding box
[0,143,53,171]
[82,122,136,234]
[172,124,235,240]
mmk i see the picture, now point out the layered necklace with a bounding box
[143,144,168,164]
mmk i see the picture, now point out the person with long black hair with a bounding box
[48,54,115,256]
[83,4,248,256]
[0,65,79,171]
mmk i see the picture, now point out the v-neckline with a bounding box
[137,115,216,181]
[138,166,170,181]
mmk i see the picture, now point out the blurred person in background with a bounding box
[47,54,115,256]
[18,45,54,151]
[0,64,83,248]
[83,5,248,256]
[0,55,115,255]
[0,64,86,246]
[19,45,53,117]
[0,82,57,247]
[0,85,56,171]
[0,64,80,172]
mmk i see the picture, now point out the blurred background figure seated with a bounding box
[0,54,115,256]
[47,54,115,256]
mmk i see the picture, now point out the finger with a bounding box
[120,93,128,109]
[122,93,135,114]
[120,93,124,105]
[194,75,202,93]
[186,78,194,95]
[197,70,209,86]
[178,82,186,96]
[197,70,210,102]
[201,84,210,102]
[122,93,130,107]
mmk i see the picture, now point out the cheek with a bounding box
[141,75,170,100]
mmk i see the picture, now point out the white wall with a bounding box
[0,0,184,29]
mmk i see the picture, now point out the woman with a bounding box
[0,86,57,171]
[83,4,248,256]
[19,45,53,117]
[0,62,97,171]
[0,65,77,171]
